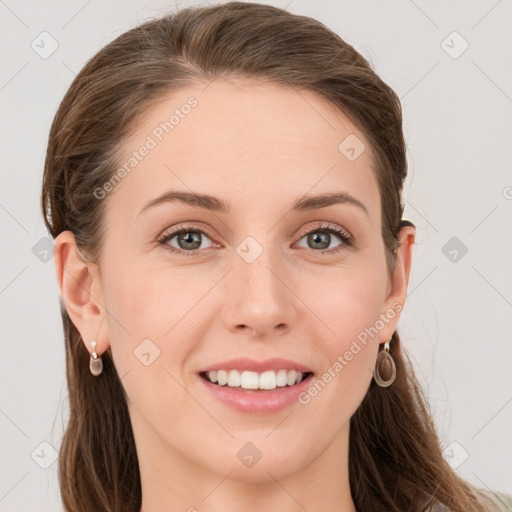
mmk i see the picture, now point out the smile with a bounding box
[200,369,312,390]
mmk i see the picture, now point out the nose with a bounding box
[222,244,297,338]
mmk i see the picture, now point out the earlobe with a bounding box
[53,230,107,355]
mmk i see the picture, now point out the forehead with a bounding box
[108,77,381,225]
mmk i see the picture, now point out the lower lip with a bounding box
[197,373,314,414]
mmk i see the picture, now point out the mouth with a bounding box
[199,369,314,392]
[197,367,315,413]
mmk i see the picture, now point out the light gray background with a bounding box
[1,0,511,510]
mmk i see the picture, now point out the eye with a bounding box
[156,222,353,257]
[294,223,353,254]
[156,223,217,256]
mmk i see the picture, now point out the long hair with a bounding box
[41,2,498,510]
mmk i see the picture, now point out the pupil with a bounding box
[179,231,201,250]
[309,232,329,249]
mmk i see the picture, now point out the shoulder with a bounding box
[428,490,512,512]
[479,490,512,511]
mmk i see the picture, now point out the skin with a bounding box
[54,76,415,512]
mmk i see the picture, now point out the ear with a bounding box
[53,230,109,357]
[379,224,416,342]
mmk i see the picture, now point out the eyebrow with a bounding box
[138,190,369,217]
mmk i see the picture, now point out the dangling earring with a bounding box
[89,340,103,376]
[373,333,396,387]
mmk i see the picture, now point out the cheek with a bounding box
[101,267,197,425]
[296,265,385,401]
[101,257,207,383]
[100,262,169,375]
[102,253,182,334]
[299,311,379,429]
[302,264,387,343]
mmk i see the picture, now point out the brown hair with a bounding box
[41,2,497,511]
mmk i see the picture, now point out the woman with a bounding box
[40,2,511,511]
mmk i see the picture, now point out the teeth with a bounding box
[204,369,308,390]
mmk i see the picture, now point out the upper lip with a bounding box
[199,357,314,374]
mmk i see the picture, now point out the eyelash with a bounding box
[156,222,353,257]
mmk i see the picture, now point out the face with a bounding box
[62,77,410,485]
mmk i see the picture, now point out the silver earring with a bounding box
[373,335,396,387]
[89,340,103,376]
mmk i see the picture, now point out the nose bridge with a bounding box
[224,233,295,333]
[235,234,287,300]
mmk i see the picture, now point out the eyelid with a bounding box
[295,222,352,242]
[156,222,219,247]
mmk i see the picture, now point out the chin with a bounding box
[196,439,307,483]
[219,459,300,483]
